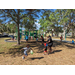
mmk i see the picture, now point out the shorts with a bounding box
[44,50,47,52]
[24,51,28,56]
[42,39,44,42]
[26,39,28,41]
[36,39,38,41]
[48,42,53,47]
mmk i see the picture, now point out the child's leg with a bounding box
[50,47,52,53]
[48,46,52,53]
[43,50,48,55]
[43,52,45,55]
[43,50,45,55]
[23,54,27,58]
[42,41,44,45]
[46,51,48,55]
[45,50,48,55]
[23,52,28,59]
[27,39,28,43]
[26,39,28,43]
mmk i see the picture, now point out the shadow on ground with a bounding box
[48,50,62,54]
[26,57,44,61]
[0,40,74,57]
[65,45,75,49]
[4,41,41,57]
[6,47,24,57]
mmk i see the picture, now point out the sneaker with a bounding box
[22,56,25,59]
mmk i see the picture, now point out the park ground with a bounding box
[0,37,75,65]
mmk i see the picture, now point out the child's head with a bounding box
[41,36,42,37]
[47,35,50,38]
[26,44,30,48]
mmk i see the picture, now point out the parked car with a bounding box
[9,35,14,37]
[0,34,2,37]
[2,32,9,37]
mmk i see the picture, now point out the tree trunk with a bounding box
[63,28,65,39]
[17,9,20,45]
[72,28,74,38]
[45,32,46,37]
[52,31,53,37]
[13,33,14,36]
[17,23,20,45]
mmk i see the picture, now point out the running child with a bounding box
[43,43,48,55]
[20,44,33,59]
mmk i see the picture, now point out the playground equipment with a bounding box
[24,30,38,40]
[30,30,38,40]
[24,31,29,40]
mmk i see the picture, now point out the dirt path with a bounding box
[0,40,75,65]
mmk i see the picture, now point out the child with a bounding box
[41,36,44,45]
[43,43,48,55]
[25,34,28,43]
[36,37,38,42]
[47,35,53,53]
[31,36,33,40]
[72,39,74,44]
[60,35,63,42]
[20,44,33,59]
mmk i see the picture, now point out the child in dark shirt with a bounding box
[41,36,44,45]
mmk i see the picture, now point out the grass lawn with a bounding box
[0,37,75,65]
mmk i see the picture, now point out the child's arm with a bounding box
[29,48,34,52]
[46,41,50,44]
[20,48,24,51]
[46,39,50,43]
[30,48,33,51]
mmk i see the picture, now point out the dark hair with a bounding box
[26,44,30,47]
[49,35,50,37]
[41,36,43,38]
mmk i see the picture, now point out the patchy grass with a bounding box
[0,37,75,65]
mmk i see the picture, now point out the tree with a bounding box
[6,23,16,35]
[55,9,69,38]
[0,19,3,33]
[66,9,75,37]
[22,15,37,31]
[39,10,53,35]
[56,9,75,37]
[39,9,63,37]
[0,9,41,45]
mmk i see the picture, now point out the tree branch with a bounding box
[2,9,17,24]
[20,14,27,20]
